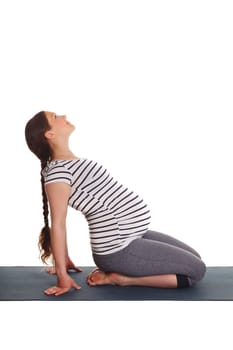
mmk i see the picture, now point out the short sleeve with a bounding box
[43,162,72,186]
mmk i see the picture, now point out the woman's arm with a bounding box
[44,182,81,296]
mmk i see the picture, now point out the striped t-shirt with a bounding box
[43,158,151,255]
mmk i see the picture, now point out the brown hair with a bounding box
[25,111,53,264]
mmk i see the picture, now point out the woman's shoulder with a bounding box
[42,158,91,176]
[42,160,72,176]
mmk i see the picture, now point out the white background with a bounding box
[0,1,233,349]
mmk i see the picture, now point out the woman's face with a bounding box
[44,111,75,138]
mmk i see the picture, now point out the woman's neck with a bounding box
[51,145,78,160]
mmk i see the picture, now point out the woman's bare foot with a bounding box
[86,268,128,286]
[86,268,178,288]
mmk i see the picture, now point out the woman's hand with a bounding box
[46,257,83,275]
[44,274,81,296]
[66,257,83,273]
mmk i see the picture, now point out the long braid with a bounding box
[38,161,53,264]
[41,160,49,228]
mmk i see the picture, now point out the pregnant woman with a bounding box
[25,111,206,296]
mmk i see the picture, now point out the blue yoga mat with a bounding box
[0,266,232,301]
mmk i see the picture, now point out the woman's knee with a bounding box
[190,259,206,286]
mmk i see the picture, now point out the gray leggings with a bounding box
[93,230,206,285]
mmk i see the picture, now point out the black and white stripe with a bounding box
[43,158,151,255]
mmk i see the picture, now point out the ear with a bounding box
[44,130,55,140]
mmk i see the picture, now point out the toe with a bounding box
[87,275,96,286]
[86,269,101,286]
[87,270,107,286]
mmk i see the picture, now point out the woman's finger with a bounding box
[44,286,58,295]
[44,286,69,296]
[45,267,57,275]
[44,282,81,296]
[54,288,69,296]
[67,264,83,272]
[73,266,83,272]
[72,281,81,290]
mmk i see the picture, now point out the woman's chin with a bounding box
[68,122,75,131]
